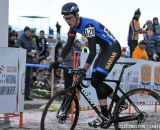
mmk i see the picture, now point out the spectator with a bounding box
[37,30,48,62]
[8,25,12,34]
[147,25,160,61]
[16,26,38,100]
[143,20,153,41]
[121,47,127,57]
[8,30,18,47]
[48,27,54,38]
[31,29,39,44]
[62,39,82,89]
[152,17,159,33]
[55,40,63,61]
[132,40,149,60]
[74,39,82,52]
[56,21,61,39]
[127,8,145,57]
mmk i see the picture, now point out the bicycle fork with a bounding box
[56,91,76,123]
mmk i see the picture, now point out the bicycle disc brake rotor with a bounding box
[58,112,69,124]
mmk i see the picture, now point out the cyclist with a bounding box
[50,2,127,128]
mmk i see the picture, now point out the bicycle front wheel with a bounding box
[113,88,160,130]
[41,90,79,130]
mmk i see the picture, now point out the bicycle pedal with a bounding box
[100,119,111,129]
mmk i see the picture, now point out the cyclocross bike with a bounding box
[41,62,160,130]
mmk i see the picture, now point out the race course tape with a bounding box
[26,64,49,69]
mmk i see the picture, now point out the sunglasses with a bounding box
[63,16,75,21]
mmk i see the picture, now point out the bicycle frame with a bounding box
[70,63,142,123]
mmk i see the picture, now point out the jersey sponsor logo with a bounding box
[105,52,117,70]
[85,26,95,38]
[104,27,117,42]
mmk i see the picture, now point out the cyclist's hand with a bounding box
[77,69,86,82]
[49,61,61,72]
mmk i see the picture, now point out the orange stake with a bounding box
[19,112,23,128]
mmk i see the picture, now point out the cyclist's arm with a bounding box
[60,29,76,61]
[82,24,97,70]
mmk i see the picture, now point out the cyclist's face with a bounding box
[63,14,77,28]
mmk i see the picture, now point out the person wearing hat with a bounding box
[132,40,149,60]
[143,20,153,41]
[147,25,160,61]
[8,30,18,47]
[152,17,159,33]
[128,8,145,57]
[16,26,38,100]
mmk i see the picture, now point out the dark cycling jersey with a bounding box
[61,17,119,65]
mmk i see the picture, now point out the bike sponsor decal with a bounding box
[81,88,96,107]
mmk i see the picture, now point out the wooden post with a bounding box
[50,47,55,97]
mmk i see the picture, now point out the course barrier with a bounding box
[26,63,49,69]
[0,48,26,128]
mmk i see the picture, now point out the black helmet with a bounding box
[61,2,79,15]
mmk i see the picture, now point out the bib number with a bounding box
[85,26,95,37]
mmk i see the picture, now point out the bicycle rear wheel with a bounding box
[41,90,79,130]
[113,88,160,130]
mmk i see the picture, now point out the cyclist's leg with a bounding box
[89,42,122,127]
[63,67,73,89]
[61,68,73,111]
[91,71,112,117]
[94,43,121,110]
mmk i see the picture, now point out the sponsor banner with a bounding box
[80,53,160,107]
[0,48,26,113]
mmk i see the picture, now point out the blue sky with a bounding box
[9,0,160,47]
